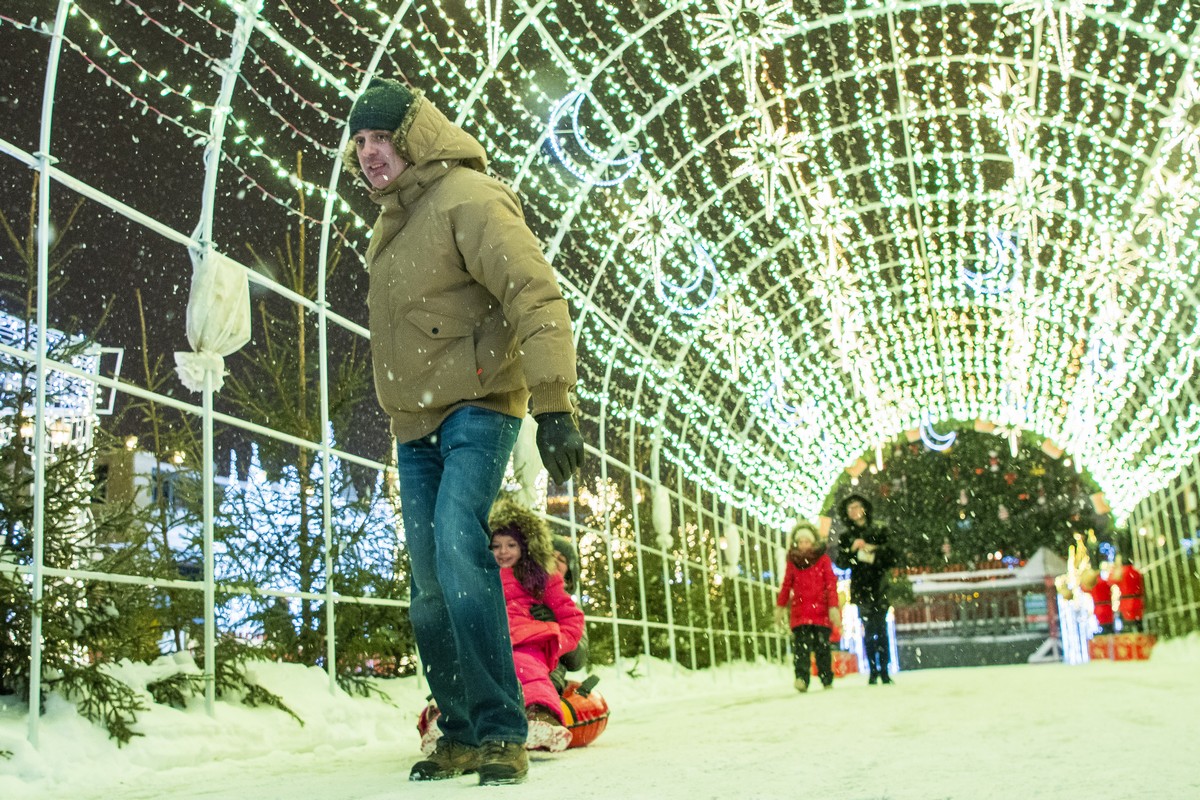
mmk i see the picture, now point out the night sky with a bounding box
[1,4,388,470]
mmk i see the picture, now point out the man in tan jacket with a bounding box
[346,77,583,785]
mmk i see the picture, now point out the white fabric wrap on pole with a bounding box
[174,249,251,393]
[652,484,672,550]
[723,523,741,578]
[510,414,542,507]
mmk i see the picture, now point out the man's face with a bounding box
[847,501,867,525]
[353,129,407,189]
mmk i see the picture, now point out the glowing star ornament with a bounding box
[994,170,1065,246]
[1077,228,1143,294]
[695,0,796,102]
[804,180,854,276]
[1001,0,1113,77]
[730,121,808,221]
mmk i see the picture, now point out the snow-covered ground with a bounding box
[2,635,1197,800]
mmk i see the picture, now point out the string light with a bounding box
[7,0,1200,529]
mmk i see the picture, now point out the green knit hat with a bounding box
[347,78,415,134]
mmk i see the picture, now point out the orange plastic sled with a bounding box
[416,677,610,750]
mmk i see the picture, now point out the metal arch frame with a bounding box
[12,0,1200,749]
[312,0,416,697]
[16,0,407,746]
[510,5,1200,527]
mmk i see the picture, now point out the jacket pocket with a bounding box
[405,307,476,340]
[389,307,483,410]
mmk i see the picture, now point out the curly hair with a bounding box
[489,498,557,599]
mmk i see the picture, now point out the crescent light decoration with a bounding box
[920,409,957,452]
[960,228,1019,295]
[546,89,641,187]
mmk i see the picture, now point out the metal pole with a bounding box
[193,0,263,714]
[202,370,216,711]
[27,0,74,749]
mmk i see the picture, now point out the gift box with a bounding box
[813,650,859,677]
[1088,633,1156,661]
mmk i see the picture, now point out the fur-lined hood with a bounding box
[342,91,487,185]
[489,498,556,574]
[787,520,824,569]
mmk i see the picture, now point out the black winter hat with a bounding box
[347,78,415,134]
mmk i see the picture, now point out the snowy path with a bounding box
[4,642,1197,800]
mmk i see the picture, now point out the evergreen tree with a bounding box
[827,429,1105,572]
[198,155,411,684]
[0,179,160,743]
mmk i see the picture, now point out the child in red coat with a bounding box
[775,521,841,692]
[489,500,585,751]
[1109,556,1145,632]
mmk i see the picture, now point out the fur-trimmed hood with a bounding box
[342,91,488,186]
[489,498,556,574]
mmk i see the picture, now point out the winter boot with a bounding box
[477,741,529,785]
[525,704,572,751]
[793,676,809,693]
[868,673,879,685]
[409,738,480,781]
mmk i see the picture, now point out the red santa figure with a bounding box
[1109,556,1145,632]
[1079,568,1115,635]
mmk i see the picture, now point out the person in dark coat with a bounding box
[835,494,897,685]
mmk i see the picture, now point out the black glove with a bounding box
[529,603,557,622]
[535,412,583,485]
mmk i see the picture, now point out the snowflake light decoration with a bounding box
[809,251,861,309]
[695,0,796,103]
[979,65,1036,149]
[806,181,853,241]
[1002,0,1112,77]
[1158,70,1200,162]
[730,121,808,221]
[695,0,795,56]
[1132,169,1199,258]
[701,289,767,381]
[1077,228,1143,294]
[995,170,1065,245]
[627,186,686,266]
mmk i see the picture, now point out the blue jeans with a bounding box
[396,406,526,746]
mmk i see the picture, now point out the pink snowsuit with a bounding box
[499,569,585,722]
